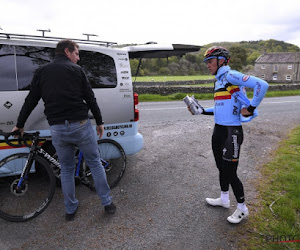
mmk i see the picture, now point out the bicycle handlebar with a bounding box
[0,129,23,147]
[0,130,40,148]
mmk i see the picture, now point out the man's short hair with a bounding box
[55,39,79,55]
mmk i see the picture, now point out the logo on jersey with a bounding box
[229,73,239,80]
[242,75,250,82]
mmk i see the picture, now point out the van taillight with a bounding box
[134,92,139,105]
[134,109,139,121]
[134,92,139,121]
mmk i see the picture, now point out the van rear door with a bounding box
[125,44,201,58]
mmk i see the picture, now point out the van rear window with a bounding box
[79,50,117,88]
[0,45,117,91]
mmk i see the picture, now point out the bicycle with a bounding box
[0,130,126,222]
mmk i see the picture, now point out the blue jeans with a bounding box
[50,119,112,214]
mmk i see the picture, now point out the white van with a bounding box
[0,32,200,159]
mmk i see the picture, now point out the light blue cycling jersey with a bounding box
[204,65,269,126]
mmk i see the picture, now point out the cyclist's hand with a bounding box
[96,125,104,138]
[241,107,252,117]
[187,106,194,115]
[12,126,24,137]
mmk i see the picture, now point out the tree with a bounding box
[130,59,139,76]
[228,46,247,71]
[246,51,261,65]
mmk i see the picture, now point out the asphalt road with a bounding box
[1,96,300,249]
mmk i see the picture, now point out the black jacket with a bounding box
[17,54,103,127]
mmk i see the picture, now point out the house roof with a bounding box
[255,52,300,63]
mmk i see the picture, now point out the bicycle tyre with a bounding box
[82,139,127,189]
[0,153,56,222]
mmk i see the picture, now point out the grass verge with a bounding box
[138,90,300,102]
[238,126,300,249]
[134,75,214,82]
[138,92,214,102]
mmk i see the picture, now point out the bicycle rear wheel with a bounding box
[82,139,127,189]
[0,153,56,222]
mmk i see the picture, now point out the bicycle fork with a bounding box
[13,153,35,195]
[13,136,43,195]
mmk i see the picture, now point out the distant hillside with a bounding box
[203,39,299,53]
[129,39,300,76]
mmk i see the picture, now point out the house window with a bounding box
[260,74,265,80]
[288,65,293,70]
[286,75,292,81]
[261,64,265,69]
[273,74,278,81]
[274,64,278,72]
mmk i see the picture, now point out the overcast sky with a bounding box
[1,0,300,48]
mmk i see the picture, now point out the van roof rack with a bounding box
[0,32,117,47]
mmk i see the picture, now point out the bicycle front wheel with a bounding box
[0,153,56,222]
[82,139,127,189]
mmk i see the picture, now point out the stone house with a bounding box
[254,52,300,83]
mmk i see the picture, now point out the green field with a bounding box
[134,75,214,82]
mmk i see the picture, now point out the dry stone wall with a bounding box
[133,82,300,95]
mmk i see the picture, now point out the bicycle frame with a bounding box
[15,134,60,192]
[75,151,109,177]
[37,148,60,169]
[1,130,118,190]
[34,142,110,181]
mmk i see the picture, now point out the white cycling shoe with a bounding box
[205,197,230,208]
[227,208,249,224]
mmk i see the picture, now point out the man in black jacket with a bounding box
[12,39,116,221]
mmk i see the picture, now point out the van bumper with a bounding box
[101,121,144,156]
[114,132,143,156]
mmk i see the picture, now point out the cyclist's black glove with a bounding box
[247,105,256,115]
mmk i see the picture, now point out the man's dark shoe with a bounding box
[65,206,78,221]
[105,202,116,214]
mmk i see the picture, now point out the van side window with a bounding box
[0,45,117,90]
[0,45,17,91]
[16,46,54,90]
[79,50,117,88]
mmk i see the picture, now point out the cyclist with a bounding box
[189,46,268,223]
[12,39,116,221]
